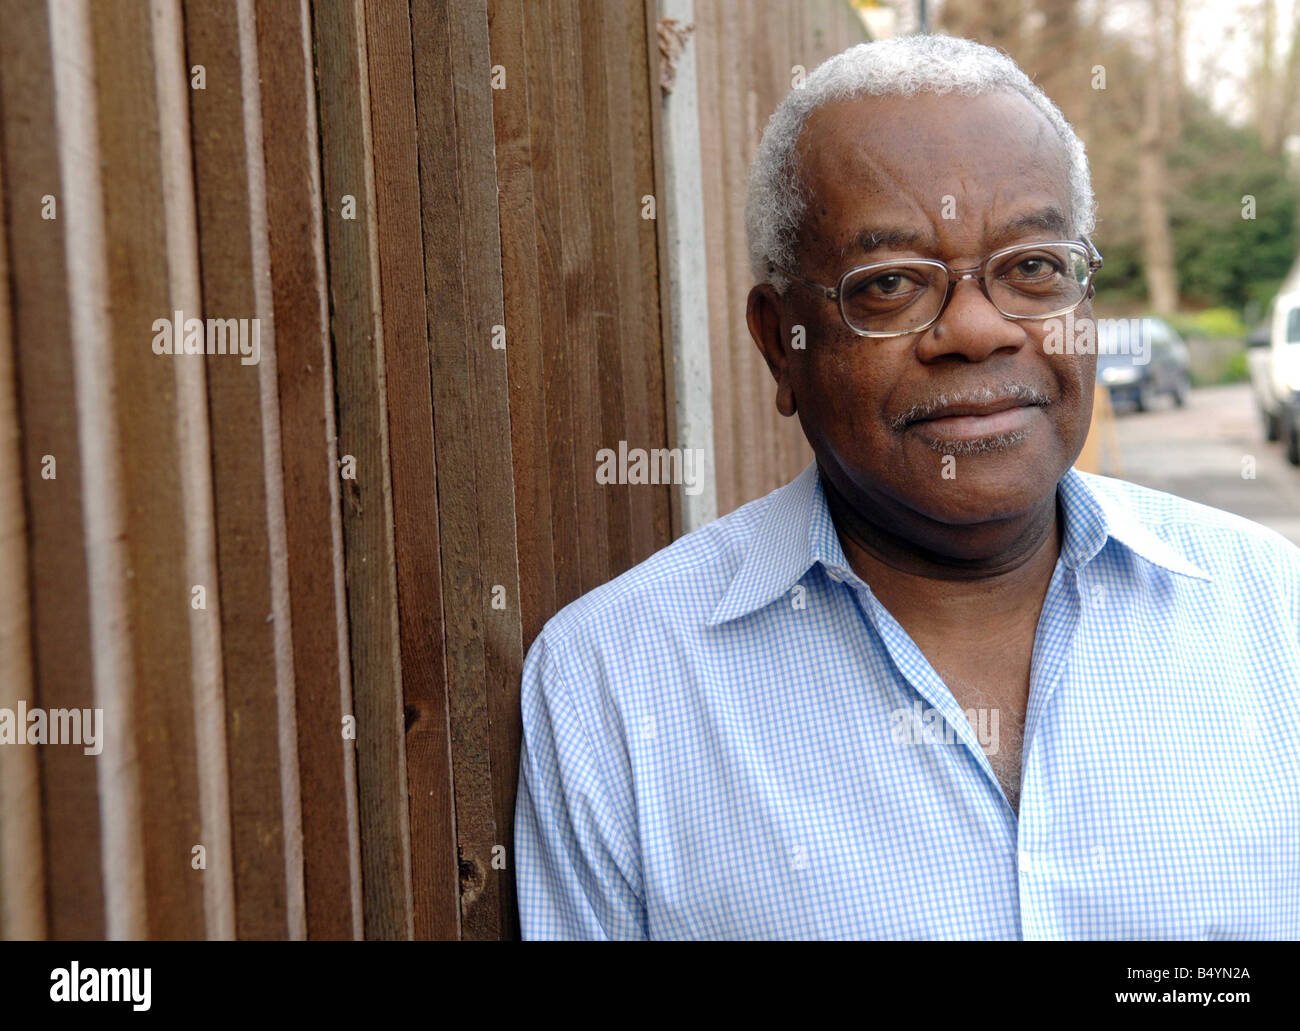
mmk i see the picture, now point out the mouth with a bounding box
[895,387,1051,452]
[915,400,1038,438]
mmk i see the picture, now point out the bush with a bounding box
[1220,349,1250,384]
[1167,307,1247,340]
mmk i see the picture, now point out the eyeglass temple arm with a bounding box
[1082,235,1103,269]
[768,260,839,301]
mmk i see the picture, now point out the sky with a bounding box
[868,0,1299,130]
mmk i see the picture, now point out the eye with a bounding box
[1004,253,1064,282]
[847,269,928,300]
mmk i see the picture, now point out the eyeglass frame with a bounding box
[768,236,1104,339]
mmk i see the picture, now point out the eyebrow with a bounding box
[836,207,1072,265]
[997,207,1070,241]
[838,227,935,265]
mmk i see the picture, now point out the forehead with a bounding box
[794,91,1072,254]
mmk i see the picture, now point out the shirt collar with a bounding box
[1056,467,1213,582]
[708,462,1211,626]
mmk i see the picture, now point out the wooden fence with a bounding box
[0,0,867,940]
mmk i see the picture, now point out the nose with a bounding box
[913,276,1028,364]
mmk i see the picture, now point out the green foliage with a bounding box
[1165,104,1298,311]
[1091,238,1147,303]
[1219,349,1251,385]
[1165,307,1247,339]
[1091,94,1299,318]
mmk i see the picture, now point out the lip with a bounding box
[908,400,1041,442]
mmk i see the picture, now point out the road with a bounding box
[1104,383,1300,547]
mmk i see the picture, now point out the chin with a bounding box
[904,445,1060,527]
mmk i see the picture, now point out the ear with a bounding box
[746,283,798,417]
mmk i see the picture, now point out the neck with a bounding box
[820,469,1064,628]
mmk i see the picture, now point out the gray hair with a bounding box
[745,34,1095,292]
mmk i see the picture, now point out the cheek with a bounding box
[801,340,891,423]
[1046,354,1096,446]
[794,347,907,471]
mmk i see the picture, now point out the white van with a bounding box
[1247,290,1300,464]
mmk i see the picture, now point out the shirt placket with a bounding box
[1016,558,1084,939]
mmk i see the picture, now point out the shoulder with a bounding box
[535,484,782,660]
[1074,469,1300,590]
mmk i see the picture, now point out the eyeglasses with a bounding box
[770,238,1104,339]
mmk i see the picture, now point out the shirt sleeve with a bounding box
[514,633,647,940]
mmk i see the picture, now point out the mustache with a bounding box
[889,382,1053,432]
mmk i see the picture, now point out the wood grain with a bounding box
[256,0,361,943]
[0,81,45,942]
[362,0,458,940]
[0,0,104,940]
[184,0,292,942]
[88,0,204,938]
[312,0,409,941]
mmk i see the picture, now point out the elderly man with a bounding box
[513,35,1300,939]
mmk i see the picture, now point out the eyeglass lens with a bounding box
[839,243,1092,335]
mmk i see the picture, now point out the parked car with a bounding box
[1247,290,1300,465]
[1245,321,1279,440]
[1095,316,1191,412]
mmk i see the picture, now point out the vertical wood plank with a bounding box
[552,0,611,596]
[644,0,685,539]
[0,96,46,942]
[0,0,105,940]
[632,0,675,550]
[487,0,556,650]
[411,0,524,940]
[578,0,633,580]
[521,0,583,609]
[155,0,236,942]
[722,0,761,508]
[600,0,673,565]
[312,0,410,940]
[86,0,205,938]
[362,0,458,940]
[184,0,296,941]
[256,0,362,942]
[695,0,735,516]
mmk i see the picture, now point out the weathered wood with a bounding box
[488,0,557,653]
[312,0,408,941]
[644,0,685,540]
[0,92,45,942]
[87,0,204,938]
[185,0,291,942]
[155,0,235,942]
[255,0,360,943]
[695,0,735,515]
[0,0,104,940]
[552,0,611,597]
[0,0,728,942]
[412,0,524,941]
[362,0,458,940]
[623,0,674,559]
[578,0,634,581]
[522,0,584,608]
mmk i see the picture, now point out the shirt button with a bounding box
[1019,850,1034,873]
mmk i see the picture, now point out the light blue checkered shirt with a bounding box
[514,462,1300,939]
